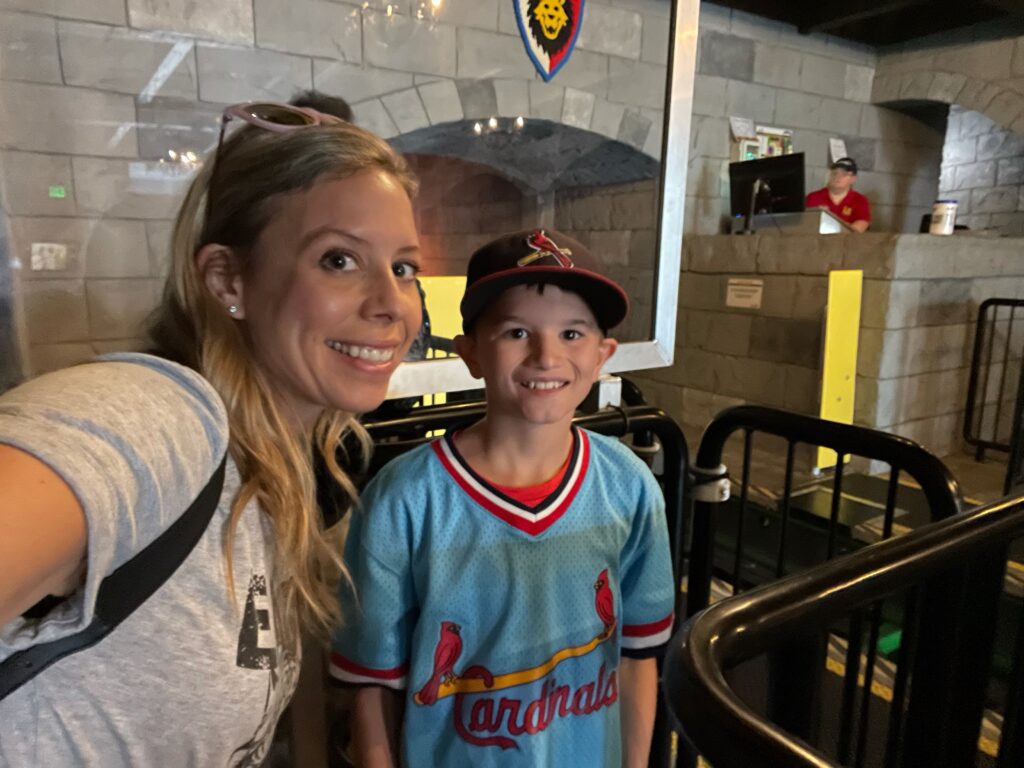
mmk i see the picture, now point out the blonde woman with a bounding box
[0,103,422,766]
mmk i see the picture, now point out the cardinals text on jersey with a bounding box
[411,570,619,750]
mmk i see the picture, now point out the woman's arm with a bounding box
[351,685,404,768]
[0,445,87,627]
[619,656,659,768]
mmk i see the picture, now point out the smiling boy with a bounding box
[330,229,675,767]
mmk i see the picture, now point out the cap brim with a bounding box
[461,266,629,332]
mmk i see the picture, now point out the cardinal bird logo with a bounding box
[415,621,463,705]
[517,229,575,269]
[594,569,615,637]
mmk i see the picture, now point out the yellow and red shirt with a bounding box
[806,187,871,225]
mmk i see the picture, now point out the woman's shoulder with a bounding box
[1,353,227,441]
[0,353,230,534]
[0,354,232,653]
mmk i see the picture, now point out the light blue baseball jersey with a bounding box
[331,427,674,767]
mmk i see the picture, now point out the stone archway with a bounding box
[868,37,1024,233]
[349,77,665,161]
[378,112,661,343]
[872,38,1024,134]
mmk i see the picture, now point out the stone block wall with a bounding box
[687,4,946,235]
[872,28,1024,238]
[0,0,977,385]
[873,31,1024,135]
[0,0,673,381]
[407,154,532,278]
[938,105,1024,234]
[631,232,1024,460]
[553,179,659,343]
[852,236,1024,457]
[630,233,832,431]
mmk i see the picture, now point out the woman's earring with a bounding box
[228,304,238,315]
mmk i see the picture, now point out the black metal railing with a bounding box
[687,405,962,619]
[362,399,689,768]
[666,494,1024,768]
[964,298,1024,461]
[681,405,963,766]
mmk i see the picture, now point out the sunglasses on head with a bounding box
[204,101,344,229]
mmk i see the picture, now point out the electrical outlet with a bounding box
[30,242,69,271]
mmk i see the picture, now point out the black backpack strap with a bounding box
[0,456,227,700]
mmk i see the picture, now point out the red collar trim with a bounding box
[431,428,589,536]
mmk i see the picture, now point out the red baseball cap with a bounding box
[459,229,629,332]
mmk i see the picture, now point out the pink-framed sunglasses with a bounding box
[205,101,343,227]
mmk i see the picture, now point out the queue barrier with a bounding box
[666,493,1024,768]
[963,298,1024,494]
[680,405,962,766]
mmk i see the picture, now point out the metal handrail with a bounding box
[964,298,1024,456]
[687,405,963,619]
[666,494,1024,768]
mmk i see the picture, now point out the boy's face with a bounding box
[455,284,617,427]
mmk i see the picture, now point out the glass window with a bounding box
[0,0,697,395]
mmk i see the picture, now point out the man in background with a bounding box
[805,157,871,232]
[290,89,353,122]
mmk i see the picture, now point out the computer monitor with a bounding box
[729,152,806,220]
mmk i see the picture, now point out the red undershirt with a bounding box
[491,456,571,507]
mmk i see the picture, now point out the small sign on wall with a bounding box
[729,116,756,139]
[725,278,764,309]
[829,138,849,163]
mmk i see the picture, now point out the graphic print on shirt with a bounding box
[230,573,299,768]
[413,570,618,750]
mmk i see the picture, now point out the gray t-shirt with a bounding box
[0,354,299,767]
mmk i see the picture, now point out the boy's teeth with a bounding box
[327,340,394,363]
[525,381,566,390]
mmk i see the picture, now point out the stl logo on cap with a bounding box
[514,0,584,81]
[517,230,575,268]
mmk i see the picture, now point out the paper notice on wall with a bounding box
[730,116,756,139]
[726,278,764,309]
[829,138,848,163]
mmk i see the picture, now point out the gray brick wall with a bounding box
[553,179,659,344]
[632,232,1024,458]
[0,0,961,383]
[684,4,944,236]
[0,0,675,379]
[939,105,1024,234]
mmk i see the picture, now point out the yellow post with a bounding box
[417,276,468,409]
[816,270,863,470]
[418,276,467,346]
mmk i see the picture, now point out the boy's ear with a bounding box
[593,336,618,378]
[196,243,245,318]
[454,334,483,379]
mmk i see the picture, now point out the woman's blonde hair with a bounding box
[148,121,417,644]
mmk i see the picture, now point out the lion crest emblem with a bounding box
[515,0,584,81]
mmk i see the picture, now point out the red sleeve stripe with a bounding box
[329,652,408,689]
[622,613,674,637]
[621,624,673,650]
